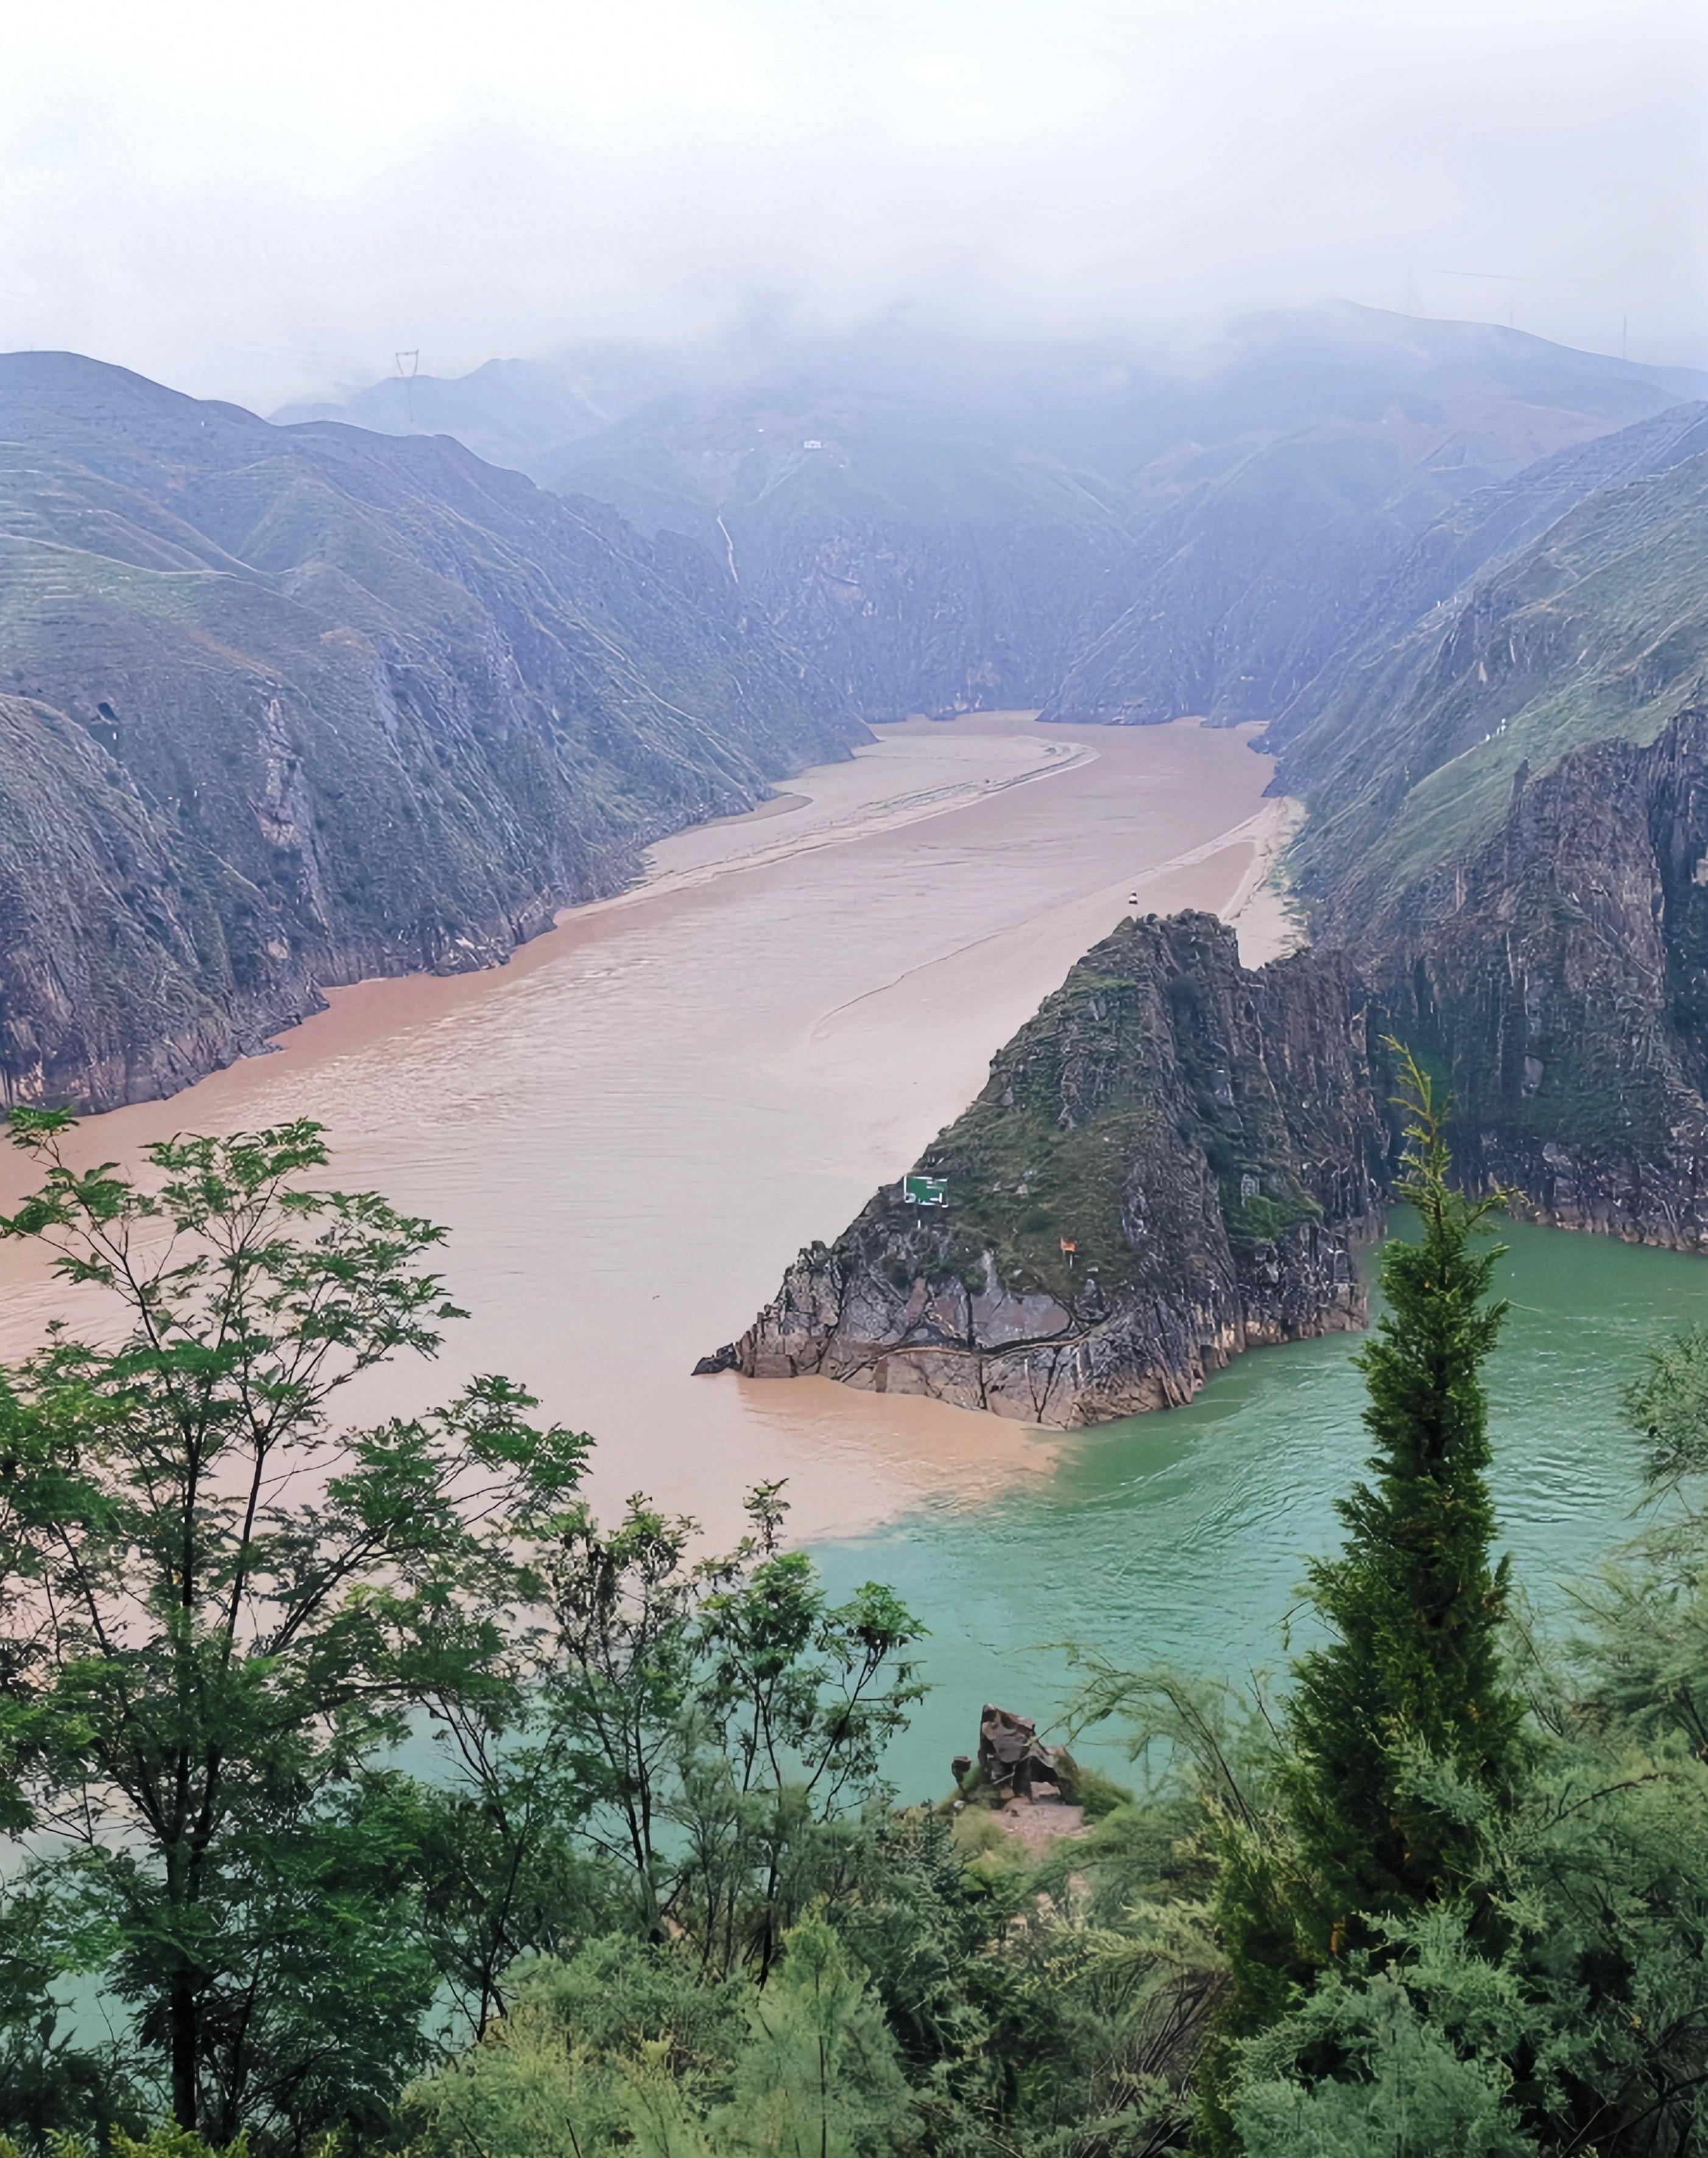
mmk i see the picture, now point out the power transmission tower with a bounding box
[395,348,420,431]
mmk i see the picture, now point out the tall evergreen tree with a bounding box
[1198,1050,1524,2151]
[1285,1045,1522,1944]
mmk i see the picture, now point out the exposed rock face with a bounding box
[0,353,864,1109]
[729,914,1386,1427]
[1375,703,1708,1249]
[0,695,261,1110]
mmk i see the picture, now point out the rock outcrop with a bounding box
[955,1706,1079,1805]
[1375,703,1708,1248]
[725,914,1387,1427]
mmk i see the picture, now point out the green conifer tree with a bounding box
[1200,1049,1524,2152]
[1286,1044,1521,1945]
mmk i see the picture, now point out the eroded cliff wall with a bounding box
[1376,703,1708,1246]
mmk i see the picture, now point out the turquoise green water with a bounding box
[811,1220,1708,1798]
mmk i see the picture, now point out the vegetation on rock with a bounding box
[732,914,1385,1427]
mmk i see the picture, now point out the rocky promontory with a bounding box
[722,914,1388,1427]
[719,705,1708,1427]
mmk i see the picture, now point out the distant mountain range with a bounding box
[283,305,1708,724]
[287,306,1708,938]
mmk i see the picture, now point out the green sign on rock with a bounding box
[903,1173,948,1208]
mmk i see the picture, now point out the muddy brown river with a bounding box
[0,714,1286,1542]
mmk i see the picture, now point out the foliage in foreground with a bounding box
[0,1114,919,2151]
[7,1088,1708,2155]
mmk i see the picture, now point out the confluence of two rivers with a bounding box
[1,715,1696,1791]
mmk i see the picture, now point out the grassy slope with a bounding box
[1289,448,1708,938]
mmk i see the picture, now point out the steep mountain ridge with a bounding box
[278,358,622,473]
[288,308,1706,726]
[1282,431,1708,940]
[1021,315,1707,731]
[1268,398,1708,755]
[0,353,863,1109]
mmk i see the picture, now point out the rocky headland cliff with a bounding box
[718,913,1388,1427]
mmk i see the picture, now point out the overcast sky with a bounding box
[3,0,1704,408]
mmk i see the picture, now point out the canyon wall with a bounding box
[0,353,862,1109]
